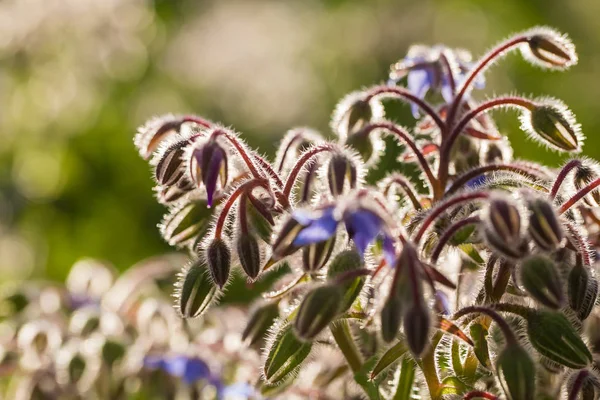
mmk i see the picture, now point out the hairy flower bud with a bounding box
[270,217,304,261]
[159,200,212,247]
[242,301,279,347]
[523,28,577,69]
[527,310,592,369]
[573,163,600,207]
[483,196,527,259]
[302,236,336,273]
[380,294,403,343]
[294,285,342,340]
[153,139,188,186]
[188,137,229,207]
[568,263,599,320]
[237,233,262,280]
[496,344,536,400]
[527,197,564,251]
[264,324,312,385]
[403,302,430,357]
[206,238,231,288]
[176,260,219,319]
[135,114,187,159]
[326,249,366,311]
[520,100,582,152]
[327,153,358,196]
[520,255,564,309]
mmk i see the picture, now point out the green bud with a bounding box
[525,28,577,69]
[263,324,312,385]
[206,238,231,288]
[270,217,303,261]
[326,249,365,311]
[154,139,187,186]
[483,196,527,259]
[159,200,212,247]
[302,236,336,273]
[527,310,592,369]
[237,233,261,280]
[327,152,358,196]
[403,303,430,357]
[176,260,219,319]
[380,294,403,343]
[294,285,342,340]
[496,344,536,400]
[520,255,564,309]
[345,132,374,163]
[568,263,598,320]
[527,198,564,251]
[521,101,582,152]
[242,301,279,347]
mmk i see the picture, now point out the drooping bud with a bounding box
[381,294,403,343]
[496,344,536,400]
[403,302,431,357]
[526,197,564,251]
[294,285,342,340]
[568,263,599,320]
[527,310,592,369]
[134,114,186,159]
[188,137,229,207]
[520,255,564,309]
[159,200,212,247]
[302,236,336,273]
[520,99,582,152]
[522,27,577,70]
[237,233,262,280]
[242,301,279,347]
[483,196,527,259]
[573,162,600,207]
[270,217,304,262]
[205,238,231,288]
[326,249,366,312]
[327,152,358,196]
[176,260,219,319]
[153,138,189,186]
[158,176,196,204]
[263,323,312,385]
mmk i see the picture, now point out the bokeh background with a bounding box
[1,0,598,282]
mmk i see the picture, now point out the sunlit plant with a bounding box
[134,27,600,399]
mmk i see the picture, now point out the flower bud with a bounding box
[242,301,279,347]
[17,320,62,371]
[403,302,430,357]
[176,260,219,319]
[237,233,262,280]
[135,114,188,159]
[520,100,582,152]
[574,163,600,207]
[381,293,405,343]
[189,138,229,207]
[527,310,592,369]
[470,322,492,369]
[153,139,189,186]
[566,370,599,400]
[483,196,527,259]
[263,324,312,385]
[496,344,536,400]
[520,255,564,309]
[158,176,196,204]
[294,285,342,340]
[523,28,577,69]
[527,198,564,251]
[568,263,599,321]
[270,217,304,261]
[206,238,231,288]
[326,249,365,311]
[302,236,336,273]
[331,93,382,139]
[344,131,375,164]
[327,152,358,196]
[159,200,212,247]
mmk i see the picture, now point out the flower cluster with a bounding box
[136,27,600,399]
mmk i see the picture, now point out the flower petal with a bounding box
[293,208,338,246]
[407,68,432,117]
[344,209,383,256]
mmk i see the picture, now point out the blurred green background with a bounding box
[0,0,598,282]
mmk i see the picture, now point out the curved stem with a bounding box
[383,175,422,210]
[182,115,212,128]
[452,306,517,346]
[365,86,445,130]
[253,154,284,188]
[238,195,249,235]
[212,130,262,179]
[214,178,269,238]
[559,176,600,214]
[439,50,457,96]
[431,216,480,263]
[414,191,489,245]
[568,369,590,400]
[446,35,529,128]
[366,122,439,196]
[463,391,499,400]
[330,321,363,374]
[550,159,583,199]
[564,222,592,266]
[445,163,543,196]
[283,144,336,200]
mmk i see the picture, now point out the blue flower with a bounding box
[144,355,212,385]
[292,207,338,246]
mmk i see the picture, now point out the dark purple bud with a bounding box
[189,139,228,207]
[294,285,342,340]
[158,176,195,204]
[574,163,600,207]
[568,263,598,320]
[206,238,231,288]
[242,301,279,347]
[302,236,336,273]
[154,139,189,186]
[483,196,527,259]
[527,198,564,251]
[327,153,358,196]
[237,233,261,280]
[403,302,431,357]
[520,255,564,309]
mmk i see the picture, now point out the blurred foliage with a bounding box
[1,0,599,282]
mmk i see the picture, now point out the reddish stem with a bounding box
[431,216,480,263]
[383,175,422,210]
[559,176,600,214]
[568,370,590,400]
[550,159,583,199]
[452,306,517,346]
[215,179,269,238]
[182,115,212,128]
[283,144,336,200]
[212,130,262,179]
[463,391,499,400]
[253,154,284,188]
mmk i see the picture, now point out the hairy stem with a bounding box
[452,306,517,346]
[560,176,600,214]
[214,178,269,238]
[550,159,582,199]
[283,144,336,200]
[431,216,480,263]
[445,163,544,196]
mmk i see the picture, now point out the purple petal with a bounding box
[293,208,338,246]
[382,234,396,267]
[344,209,382,256]
[203,149,224,207]
[407,69,432,118]
[441,76,454,104]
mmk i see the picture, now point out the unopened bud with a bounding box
[520,255,564,309]
[326,249,366,311]
[55,339,100,393]
[263,324,312,385]
[327,153,358,196]
[206,238,231,288]
[270,217,304,261]
[523,28,577,69]
[294,285,342,340]
[153,139,188,186]
[302,236,336,273]
[403,302,430,357]
[568,263,599,320]
[158,176,196,204]
[527,197,564,251]
[380,294,404,343]
[176,260,219,319]
[345,132,375,164]
[159,200,211,247]
[189,138,229,207]
[574,163,600,207]
[496,344,536,400]
[134,114,187,159]
[483,196,527,259]
[242,301,279,347]
[527,310,592,369]
[520,100,582,152]
[237,233,261,280]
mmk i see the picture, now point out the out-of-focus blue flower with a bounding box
[144,355,212,385]
[292,207,338,246]
[222,382,261,399]
[465,174,488,189]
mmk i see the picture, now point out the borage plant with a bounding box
[135,27,600,399]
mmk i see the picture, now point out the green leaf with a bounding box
[370,339,409,380]
[393,358,416,400]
